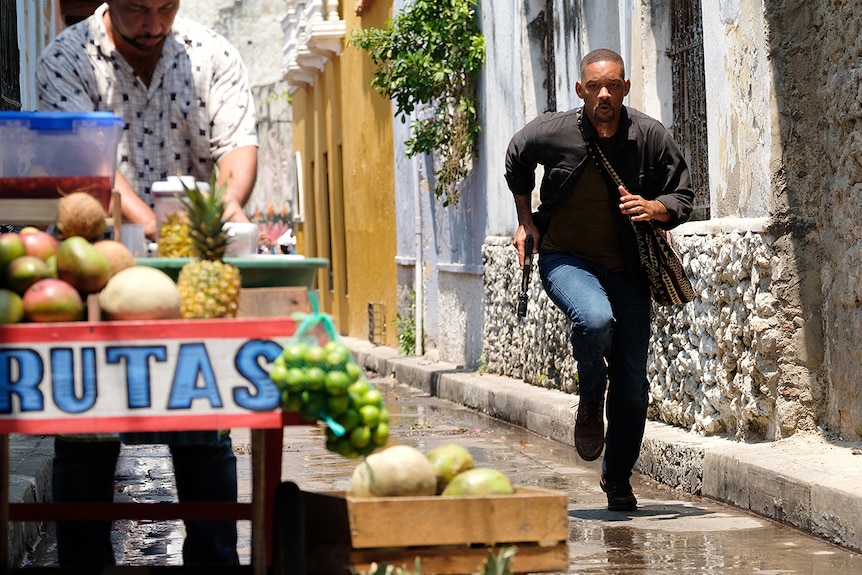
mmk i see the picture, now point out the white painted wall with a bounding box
[16,0,59,111]
[702,0,774,218]
[178,0,295,223]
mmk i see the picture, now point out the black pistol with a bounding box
[517,235,534,318]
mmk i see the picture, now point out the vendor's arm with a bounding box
[114,172,158,240]
[207,34,258,224]
[216,146,258,223]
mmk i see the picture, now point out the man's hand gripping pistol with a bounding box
[517,235,534,318]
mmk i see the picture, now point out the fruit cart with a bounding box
[1,110,338,573]
[1,253,328,575]
[0,316,298,574]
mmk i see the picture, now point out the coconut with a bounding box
[56,192,107,241]
[93,240,137,277]
[99,266,181,321]
[350,445,437,498]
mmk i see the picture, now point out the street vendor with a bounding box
[35,0,259,567]
[36,0,258,242]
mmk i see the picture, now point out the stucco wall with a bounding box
[702,1,776,219]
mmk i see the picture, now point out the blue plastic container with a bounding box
[0,111,124,209]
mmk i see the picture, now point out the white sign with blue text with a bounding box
[0,318,296,434]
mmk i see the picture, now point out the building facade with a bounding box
[283,0,399,348]
[14,1,860,442]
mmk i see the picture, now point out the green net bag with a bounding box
[269,296,390,458]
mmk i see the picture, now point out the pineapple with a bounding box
[157,212,194,257]
[481,546,516,575]
[176,173,242,319]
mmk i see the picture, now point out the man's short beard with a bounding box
[116,28,167,52]
[593,106,616,123]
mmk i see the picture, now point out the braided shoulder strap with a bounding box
[576,109,694,305]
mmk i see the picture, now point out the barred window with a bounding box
[1,0,21,111]
[669,0,710,221]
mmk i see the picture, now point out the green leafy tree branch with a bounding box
[350,0,485,206]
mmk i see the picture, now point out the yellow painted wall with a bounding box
[291,0,398,347]
[340,1,398,347]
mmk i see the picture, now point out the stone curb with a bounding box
[343,337,862,554]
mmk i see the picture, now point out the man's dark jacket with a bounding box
[504,105,695,289]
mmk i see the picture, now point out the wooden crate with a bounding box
[236,286,310,318]
[296,487,569,575]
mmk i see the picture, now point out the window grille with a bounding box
[368,302,386,345]
[0,0,21,111]
[669,0,710,221]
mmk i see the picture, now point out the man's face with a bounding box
[575,60,630,128]
[106,0,180,53]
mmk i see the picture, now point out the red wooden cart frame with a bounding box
[1,317,304,574]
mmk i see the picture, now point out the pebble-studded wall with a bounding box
[481,226,820,441]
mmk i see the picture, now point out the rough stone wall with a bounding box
[483,223,820,441]
[483,236,577,394]
[814,1,862,440]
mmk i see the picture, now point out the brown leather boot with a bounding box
[601,474,638,511]
[574,398,604,461]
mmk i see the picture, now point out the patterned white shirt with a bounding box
[35,2,258,207]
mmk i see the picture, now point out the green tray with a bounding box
[136,255,328,289]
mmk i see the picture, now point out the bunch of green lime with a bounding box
[270,339,390,458]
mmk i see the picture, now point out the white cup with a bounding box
[120,224,147,258]
[223,222,259,257]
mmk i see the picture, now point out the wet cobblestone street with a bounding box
[18,376,862,573]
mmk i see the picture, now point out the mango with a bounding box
[6,256,52,295]
[56,236,111,294]
[22,278,84,322]
[0,289,24,324]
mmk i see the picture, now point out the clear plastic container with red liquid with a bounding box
[0,111,124,211]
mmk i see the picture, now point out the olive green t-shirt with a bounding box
[541,141,627,272]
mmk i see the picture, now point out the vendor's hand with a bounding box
[142,218,157,241]
[115,172,159,240]
[223,199,250,223]
[618,186,671,223]
[513,225,540,269]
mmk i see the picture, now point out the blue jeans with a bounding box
[539,250,652,481]
[52,433,239,567]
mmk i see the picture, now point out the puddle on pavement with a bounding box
[115,519,183,566]
[565,520,862,573]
